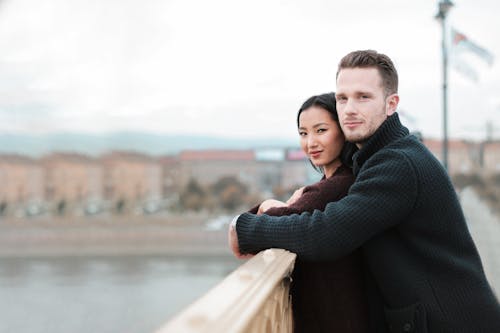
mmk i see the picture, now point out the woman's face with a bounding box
[298,106,345,177]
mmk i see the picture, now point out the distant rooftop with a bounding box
[0,154,37,164]
[40,152,97,164]
[179,150,255,161]
[101,151,157,162]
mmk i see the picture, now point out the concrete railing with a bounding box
[156,248,297,333]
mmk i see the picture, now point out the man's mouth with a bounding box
[344,120,363,129]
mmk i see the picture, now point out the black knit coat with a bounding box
[236,113,500,332]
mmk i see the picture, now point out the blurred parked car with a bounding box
[204,215,231,231]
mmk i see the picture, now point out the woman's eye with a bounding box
[317,128,326,133]
[299,132,307,136]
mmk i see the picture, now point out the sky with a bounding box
[0,0,498,141]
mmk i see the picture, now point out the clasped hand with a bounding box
[228,186,304,259]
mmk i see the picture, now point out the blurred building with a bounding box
[423,139,480,175]
[254,148,285,194]
[100,151,161,212]
[0,154,43,216]
[41,152,102,214]
[178,150,259,192]
[175,148,312,195]
[282,148,315,189]
[5,137,498,218]
[481,141,500,174]
[159,155,180,197]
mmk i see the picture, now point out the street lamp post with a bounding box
[435,0,454,171]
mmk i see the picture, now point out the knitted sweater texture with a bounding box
[236,113,500,332]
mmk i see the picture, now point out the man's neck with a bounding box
[355,115,390,149]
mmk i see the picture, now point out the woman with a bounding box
[249,93,368,332]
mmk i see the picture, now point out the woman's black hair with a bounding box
[297,92,358,171]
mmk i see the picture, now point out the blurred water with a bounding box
[0,255,240,333]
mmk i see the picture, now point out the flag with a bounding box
[449,28,494,81]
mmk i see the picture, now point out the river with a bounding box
[0,255,240,333]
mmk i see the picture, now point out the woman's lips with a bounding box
[310,151,322,158]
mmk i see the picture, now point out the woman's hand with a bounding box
[228,221,254,259]
[286,187,305,205]
[257,199,287,215]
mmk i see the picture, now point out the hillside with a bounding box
[0,132,297,157]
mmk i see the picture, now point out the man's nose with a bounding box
[343,99,357,114]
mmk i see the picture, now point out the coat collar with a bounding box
[352,113,409,175]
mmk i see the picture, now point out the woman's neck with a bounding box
[323,160,342,178]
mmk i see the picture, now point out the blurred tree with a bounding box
[180,178,206,211]
[272,185,298,202]
[116,198,126,214]
[57,199,66,216]
[212,176,244,194]
[219,184,244,210]
[0,201,6,216]
[212,176,248,211]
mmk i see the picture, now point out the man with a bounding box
[228,50,500,332]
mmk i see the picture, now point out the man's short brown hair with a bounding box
[336,50,398,96]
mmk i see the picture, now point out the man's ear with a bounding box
[386,94,399,116]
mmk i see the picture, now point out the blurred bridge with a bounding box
[461,187,500,295]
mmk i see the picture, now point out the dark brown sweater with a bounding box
[250,165,369,333]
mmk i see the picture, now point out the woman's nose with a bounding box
[307,135,318,148]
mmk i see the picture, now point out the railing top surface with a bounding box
[156,248,296,333]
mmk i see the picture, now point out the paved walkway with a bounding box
[460,187,500,296]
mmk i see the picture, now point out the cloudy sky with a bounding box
[0,0,498,141]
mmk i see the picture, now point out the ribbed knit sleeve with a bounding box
[236,148,418,261]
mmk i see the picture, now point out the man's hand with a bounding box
[228,220,254,259]
[286,186,304,205]
[257,199,287,215]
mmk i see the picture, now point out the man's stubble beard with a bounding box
[345,134,368,146]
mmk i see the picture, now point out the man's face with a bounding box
[335,67,399,147]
